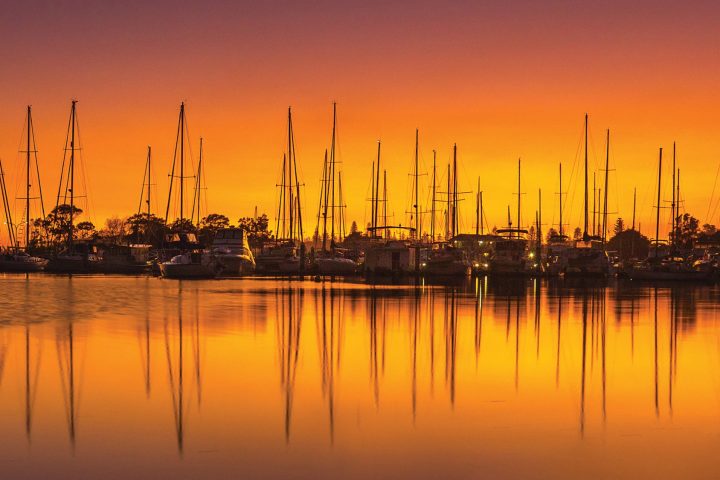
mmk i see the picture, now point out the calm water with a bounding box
[1,275,720,479]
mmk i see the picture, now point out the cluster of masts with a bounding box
[0,101,689,252]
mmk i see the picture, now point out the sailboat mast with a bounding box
[475,177,480,236]
[431,150,436,242]
[69,100,76,252]
[632,187,637,230]
[383,170,387,238]
[414,129,419,240]
[452,144,457,239]
[592,173,596,237]
[289,109,303,242]
[25,106,31,250]
[559,163,563,237]
[538,189,542,249]
[370,160,376,233]
[480,191,484,235]
[671,142,676,248]
[375,141,381,236]
[147,146,152,222]
[517,158,521,238]
[330,103,337,244]
[287,109,294,240]
[277,154,286,238]
[583,113,589,238]
[602,129,610,243]
[179,102,185,223]
[321,150,329,251]
[655,147,663,258]
[195,138,203,226]
[446,163,451,241]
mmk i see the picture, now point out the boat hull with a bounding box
[316,257,357,276]
[215,254,256,275]
[0,257,48,272]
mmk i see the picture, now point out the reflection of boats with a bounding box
[627,258,712,281]
[211,227,255,275]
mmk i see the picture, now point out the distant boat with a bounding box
[43,101,101,274]
[489,229,533,275]
[159,103,217,279]
[313,103,357,276]
[0,111,48,273]
[558,114,609,277]
[423,242,469,276]
[256,107,306,274]
[211,227,255,275]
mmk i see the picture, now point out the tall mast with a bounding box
[414,129,419,240]
[431,151,436,242]
[583,113,589,239]
[446,163,451,240]
[289,108,303,242]
[671,142,676,249]
[559,163,564,236]
[655,148,663,258]
[592,173,596,237]
[330,103,337,245]
[69,100,76,252]
[179,102,185,223]
[287,109,294,239]
[382,170,387,238]
[375,141,381,236]
[452,144,458,239]
[517,158,521,238]
[25,106,31,250]
[632,187,637,230]
[602,129,610,243]
[321,149,329,251]
[277,154,286,238]
[475,177,480,236]
[194,137,203,226]
[538,189,542,249]
[480,191,484,235]
[147,146,152,222]
[370,160,376,233]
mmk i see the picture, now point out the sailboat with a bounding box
[256,107,306,274]
[423,144,470,277]
[313,103,357,276]
[545,163,571,276]
[0,107,48,272]
[364,139,418,276]
[489,159,533,275]
[560,114,609,277]
[628,145,711,281]
[159,103,219,279]
[45,100,102,273]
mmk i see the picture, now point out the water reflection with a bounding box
[0,276,717,479]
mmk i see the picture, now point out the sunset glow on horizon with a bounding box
[3,0,720,239]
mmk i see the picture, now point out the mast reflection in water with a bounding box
[0,276,716,479]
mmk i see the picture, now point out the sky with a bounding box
[1,0,720,239]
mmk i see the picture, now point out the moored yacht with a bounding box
[211,227,255,275]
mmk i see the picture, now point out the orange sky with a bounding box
[2,0,720,239]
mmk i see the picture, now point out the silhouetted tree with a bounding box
[613,218,625,236]
[198,213,230,246]
[607,229,650,260]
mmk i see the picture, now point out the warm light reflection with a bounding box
[0,276,717,478]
